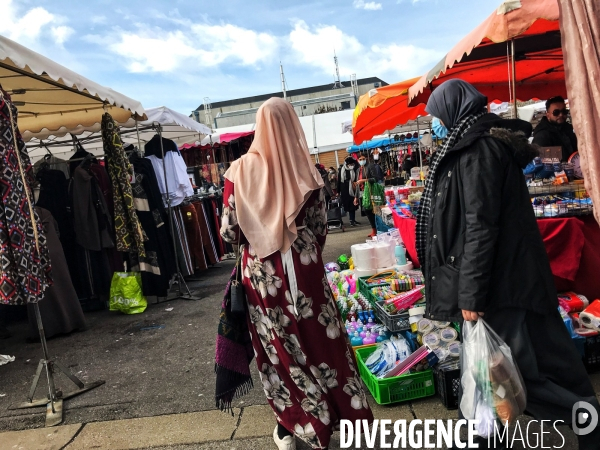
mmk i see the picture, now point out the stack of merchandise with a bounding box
[384,186,423,219]
[559,293,600,370]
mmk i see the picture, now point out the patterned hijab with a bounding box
[416,80,487,268]
[224,98,324,259]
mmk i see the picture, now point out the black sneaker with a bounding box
[353,220,361,225]
[350,222,357,227]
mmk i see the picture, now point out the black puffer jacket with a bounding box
[532,116,577,162]
[424,114,558,322]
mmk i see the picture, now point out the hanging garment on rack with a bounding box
[102,113,147,257]
[146,152,193,208]
[35,168,84,298]
[171,207,193,277]
[129,154,177,297]
[28,207,86,340]
[68,144,94,176]
[71,166,114,251]
[0,87,52,305]
[180,203,208,271]
[210,198,225,258]
[194,201,219,265]
[33,155,70,179]
[88,162,123,274]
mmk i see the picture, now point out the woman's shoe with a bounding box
[273,426,296,450]
[368,228,377,238]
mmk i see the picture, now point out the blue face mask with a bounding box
[432,117,448,139]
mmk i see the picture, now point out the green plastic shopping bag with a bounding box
[370,182,385,206]
[109,272,147,314]
[362,181,372,210]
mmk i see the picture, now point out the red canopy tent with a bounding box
[408,0,564,110]
[351,77,427,145]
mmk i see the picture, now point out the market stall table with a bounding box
[392,211,600,301]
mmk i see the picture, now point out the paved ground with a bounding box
[0,221,598,449]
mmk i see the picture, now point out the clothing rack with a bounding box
[153,123,201,302]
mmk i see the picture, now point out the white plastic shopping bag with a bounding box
[460,319,527,437]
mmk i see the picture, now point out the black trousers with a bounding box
[364,208,376,229]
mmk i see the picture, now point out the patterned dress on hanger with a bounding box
[220,181,373,450]
[0,88,52,305]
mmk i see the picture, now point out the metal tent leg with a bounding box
[11,302,105,427]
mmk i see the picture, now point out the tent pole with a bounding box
[511,39,518,119]
[12,302,105,426]
[135,121,143,155]
[416,117,423,178]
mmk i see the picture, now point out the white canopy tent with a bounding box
[0,34,146,140]
[27,106,211,162]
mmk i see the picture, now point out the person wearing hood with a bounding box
[327,167,338,194]
[337,156,361,226]
[315,163,334,204]
[219,98,373,450]
[532,96,577,162]
[418,80,599,449]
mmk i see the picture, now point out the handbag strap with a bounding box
[234,226,242,284]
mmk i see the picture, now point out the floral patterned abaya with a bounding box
[220,181,373,449]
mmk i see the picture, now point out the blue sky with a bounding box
[2,0,502,115]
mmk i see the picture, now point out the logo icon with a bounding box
[572,401,599,436]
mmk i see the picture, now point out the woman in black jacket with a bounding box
[418,80,599,449]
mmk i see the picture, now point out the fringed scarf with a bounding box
[214,266,254,414]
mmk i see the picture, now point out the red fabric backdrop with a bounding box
[392,212,600,301]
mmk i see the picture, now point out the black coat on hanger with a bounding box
[144,134,179,159]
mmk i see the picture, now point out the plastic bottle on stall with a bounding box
[363,331,376,345]
[351,332,364,347]
[376,330,389,343]
[347,307,357,322]
[366,318,376,331]
[395,244,407,265]
[359,329,368,339]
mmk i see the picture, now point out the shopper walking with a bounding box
[417,79,600,449]
[218,98,373,450]
[327,167,337,195]
[354,154,378,237]
[337,156,360,226]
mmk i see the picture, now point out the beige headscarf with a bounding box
[224,98,324,259]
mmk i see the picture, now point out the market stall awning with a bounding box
[0,34,146,140]
[26,106,209,162]
[408,0,563,106]
[347,134,422,153]
[180,131,255,150]
[352,77,427,145]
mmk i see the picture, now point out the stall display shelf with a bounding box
[355,346,435,405]
[528,182,593,218]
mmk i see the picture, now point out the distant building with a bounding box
[193,77,388,129]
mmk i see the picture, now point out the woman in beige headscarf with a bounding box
[220,98,373,450]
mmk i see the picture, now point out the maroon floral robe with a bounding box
[220,181,373,449]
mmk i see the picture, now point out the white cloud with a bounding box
[288,20,442,80]
[0,0,74,46]
[109,22,278,73]
[51,26,75,45]
[353,0,383,10]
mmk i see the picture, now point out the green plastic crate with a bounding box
[355,346,435,405]
[358,276,390,307]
